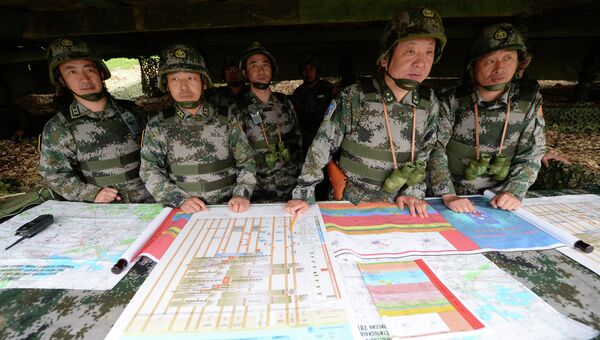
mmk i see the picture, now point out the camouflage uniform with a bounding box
[292,78,441,204]
[140,45,256,207]
[232,91,302,202]
[205,83,248,117]
[39,38,152,203]
[429,23,546,199]
[140,104,256,207]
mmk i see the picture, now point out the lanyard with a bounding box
[473,97,511,159]
[382,100,416,169]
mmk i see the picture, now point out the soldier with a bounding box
[285,8,446,217]
[429,23,546,212]
[39,38,152,203]
[140,45,256,213]
[291,54,335,152]
[231,42,303,202]
[205,56,248,117]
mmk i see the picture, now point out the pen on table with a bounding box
[290,213,298,233]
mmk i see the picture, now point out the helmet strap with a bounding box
[482,82,509,91]
[76,91,106,102]
[176,100,202,109]
[251,82,270,90]
[385,69,420,91]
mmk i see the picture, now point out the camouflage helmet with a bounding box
[468,23,526,64]
[297,54,320,75]
[47,37,111,86]
[157,45,212,91]
[377,8,447,65]
[239,41,279,76]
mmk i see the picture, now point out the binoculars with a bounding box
[382,160,426,193]
[464,153,510,181]
[265,142,291,169]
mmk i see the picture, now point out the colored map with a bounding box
[107,204,353,339]
[339,255,598,339]
[0,200,165,290]
[523,194,600,275]
[320,197,561,258]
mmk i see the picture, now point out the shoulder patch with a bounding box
[324,99,336,121]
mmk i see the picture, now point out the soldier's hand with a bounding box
[284,199,310,215]
[228,196,250,213]
[180,197,208,213]
[442,194,475,213]
[490,191,520,211]
[94,187,121,203]
[542,151,571,168]
[396,196,429,218]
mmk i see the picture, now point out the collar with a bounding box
[377,77,419,107]
[69,98,113,119]
[472,82,514,109]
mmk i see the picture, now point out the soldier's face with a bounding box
[380,38,435,83]
[224,65,242,84]
[167,71,203,102]
[473,49,518,87]
[244,54,272,84]
[58,59,103,95]
[302,64,318,83]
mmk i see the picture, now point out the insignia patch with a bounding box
[70,104,82,119]
[60,39,73,47]
[174,48,186,59]
[324,99,336,120]
[494,29,508,40]
[422,8,435,18]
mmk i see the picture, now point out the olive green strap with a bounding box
[80,150,140,171]
[339,156,389,186]
[446,139,516,176]
[251,131,298,150]
[341,139,410,163]
[175,175,236,193]
[85,167,140,187]
[169,158,234,175]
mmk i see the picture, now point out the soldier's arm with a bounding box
[292,92,349,204]
[499,93,546,199]
[229,114,256,199]
[139,119,191,207]
[38,115,103,202]
[427,92,458,196]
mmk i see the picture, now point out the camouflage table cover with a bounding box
[1,191,599,339]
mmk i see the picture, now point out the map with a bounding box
[523,194,600,275]
[107,204,353,339]
[320,197,561,259]
[0,200,165,290]
[339,255,598,339]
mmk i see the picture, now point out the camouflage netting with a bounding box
[532,162,600,191]
[543,103,600,133]
[138,55,162,98]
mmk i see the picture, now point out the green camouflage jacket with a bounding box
[39,97,152,203]
[232,91,302,202]
[429,81,546,199]
[140,102,256,207]
[292,76,440,204]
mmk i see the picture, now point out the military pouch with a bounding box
[383,162,415,193]
[464,153,491,180]
[487,154,510,181]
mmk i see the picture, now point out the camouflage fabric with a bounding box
[47,37,111,86]
[429,81,546,199]
[466,23,526,77]
[205,84,248,117]
[377,7,446,64]
[292,76,440,204]
[532,161,600,191]
[39,97,153,203]
[157,45,212,91]
[232,91,302,202]
[291,79,335,151]
[140,102,256,207]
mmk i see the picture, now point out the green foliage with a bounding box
[105,58,139,70]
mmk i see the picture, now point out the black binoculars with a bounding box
[265,142,291,169]
[464,153,509,181]
[382,160,426,193]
